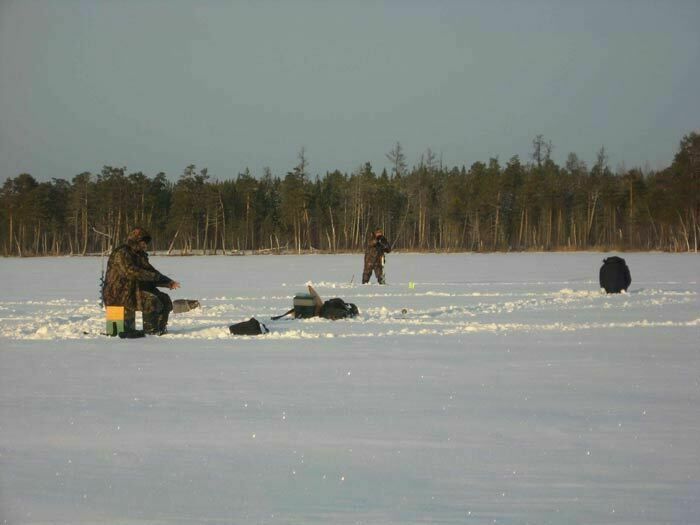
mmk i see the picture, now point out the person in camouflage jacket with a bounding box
[362,228,391,284]
[102,227,180,335]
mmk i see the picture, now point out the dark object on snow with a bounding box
[271,308,295,320]
[118,329,146,339]
[229,317,269,335]
[599,256,632,293]
[320,298,359,320]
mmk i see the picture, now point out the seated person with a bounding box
[102,228,180,335]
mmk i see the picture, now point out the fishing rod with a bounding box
[92,227,112,307]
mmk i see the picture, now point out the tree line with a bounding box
[2,133,698,256]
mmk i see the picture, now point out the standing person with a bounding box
[102,227,180,335]
[362,228,391,284]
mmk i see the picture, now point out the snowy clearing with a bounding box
[1,252,699,524]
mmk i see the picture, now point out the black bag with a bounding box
[599,256,632,293]
[320,298,359,320]
[229,317,269,335]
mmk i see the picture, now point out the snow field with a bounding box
[1,253,698,524]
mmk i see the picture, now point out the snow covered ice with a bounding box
[1,252,698,524]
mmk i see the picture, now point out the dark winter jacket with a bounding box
[364,235,391,268]
[599,256,632,293]
[102,233,172,310]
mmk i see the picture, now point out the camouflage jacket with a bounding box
[364,235,391,267]
[102,241,172,310]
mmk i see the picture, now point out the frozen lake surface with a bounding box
[1,252,699,524]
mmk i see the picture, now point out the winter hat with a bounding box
[128,227,152,244]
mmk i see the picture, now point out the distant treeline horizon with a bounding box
[2,133,699,256]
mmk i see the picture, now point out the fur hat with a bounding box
[127,227,151,244]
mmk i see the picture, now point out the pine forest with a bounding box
[2,133,699,256]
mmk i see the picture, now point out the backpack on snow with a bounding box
[229,317,269,335]
[319,298,359,320]
[599,256,632,294]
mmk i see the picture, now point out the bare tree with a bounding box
[386,141,407,178]
[532,135,552,169]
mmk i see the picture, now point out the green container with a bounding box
[293,293,317,318]
[105,306,136,336]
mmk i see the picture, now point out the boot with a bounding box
[143,312,161,335]
[156,311,170,336]
[118,329,145,339]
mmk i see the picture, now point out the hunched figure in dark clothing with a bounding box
[102,228,180,335]
[599,256,632,293]
[362,228,391,284]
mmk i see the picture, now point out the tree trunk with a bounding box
[328,206,336,253]
[167,228,180,255]
[7,212,13,256]
[203,210,209,255]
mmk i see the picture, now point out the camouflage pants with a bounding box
[362,260,385,284]
[132,289,173,334]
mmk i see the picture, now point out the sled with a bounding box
[172,299,200,314]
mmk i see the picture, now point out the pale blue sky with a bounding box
[1,0,698,182]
